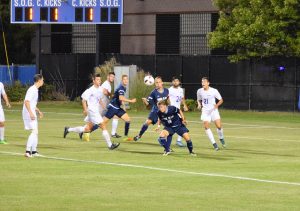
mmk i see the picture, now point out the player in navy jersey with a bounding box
[155,100,196,156]
[134,76,169,141]
[102,74,136,141]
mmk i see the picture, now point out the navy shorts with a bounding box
[148,111,158,125]
[164,125,189,137]
[105,105,126,119]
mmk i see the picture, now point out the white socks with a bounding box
[205,129,216,144]
[111,119,119,135]
[102,130,112,147]
[217,128,224,139]
[177,135,182,142]
[68,126,84,133]
[0,127,4,141]
[26,132,38,152]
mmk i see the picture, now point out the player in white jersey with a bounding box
[197,77,226,151]
[78,72,121,140]
[64,74,120,150]
[96,72,121,138]
[23,74,44,157]
[0,82,11,144]
[168,77,188,147]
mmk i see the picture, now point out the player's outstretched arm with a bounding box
[119,96,136,104]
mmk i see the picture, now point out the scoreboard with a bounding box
[11,0,123,24]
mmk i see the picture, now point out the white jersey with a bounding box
[22,85,39,119]
[101,80,112,94]
[0,82,6,122]
[81,85,105,113]
[168,86,184,109]
[100,80,111,106]
[197,87,222,112]
[0,82,6,108]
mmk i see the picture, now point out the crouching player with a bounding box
[156,100,196,156]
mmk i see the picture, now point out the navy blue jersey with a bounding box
[109,84,126,108]
[147,88,169,111]
[157,106,183,128]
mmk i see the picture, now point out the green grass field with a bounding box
[0,102,300,210]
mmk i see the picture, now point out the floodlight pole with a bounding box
[35,24,41,74]
[95,24,100,68]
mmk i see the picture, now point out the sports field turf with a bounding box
[0,102,299,210]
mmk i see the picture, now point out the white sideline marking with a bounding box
[0,151,299,187]
[5,109,300,130]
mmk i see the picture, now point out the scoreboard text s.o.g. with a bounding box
[11,0,123,24]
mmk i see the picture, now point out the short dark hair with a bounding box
[202,77,209,82]
[108,72,115,76]
[155,76,162,81]
[34,74,43,82]
[92,73,101,80]
[157,100,168,106]
[172,76,180,81]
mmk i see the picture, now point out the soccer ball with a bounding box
[144,75,154,86]
[82,132,90,142]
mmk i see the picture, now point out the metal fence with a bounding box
[40,54,300,111]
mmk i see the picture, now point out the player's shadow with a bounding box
[226,148,299,158]
[117,149,162,155]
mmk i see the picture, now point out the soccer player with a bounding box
[23,74,44,157]
[134,76,169,141]
[0,82,11,144]
[168,76,188,147]
[64,74,120,150]
[102,74,136,140]
[155,100,196,156]
[79,72,122,139]
[101,72,121,138]
[197,77,226,151]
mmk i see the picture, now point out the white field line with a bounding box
[0,151,299,187]
[5,109,300,130]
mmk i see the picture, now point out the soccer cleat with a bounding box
[163,151,171,156]
[213,143,219,151]
[111,133,122,138]
[24,152,32,158]
[220,139,226,148]
[32,152,43,157]
[190,152,197,156]
[0,140,8,144]
[79,132,83,139]
[176,141,185,147]
[133,135,141,141]
[109,143,120,150]
[63,127,69,138]
[82,133,90,142]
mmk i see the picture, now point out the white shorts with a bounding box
[0,108,5,122]
[201,109,221,122]
[23,118,38,130]
[84,111,103,125]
